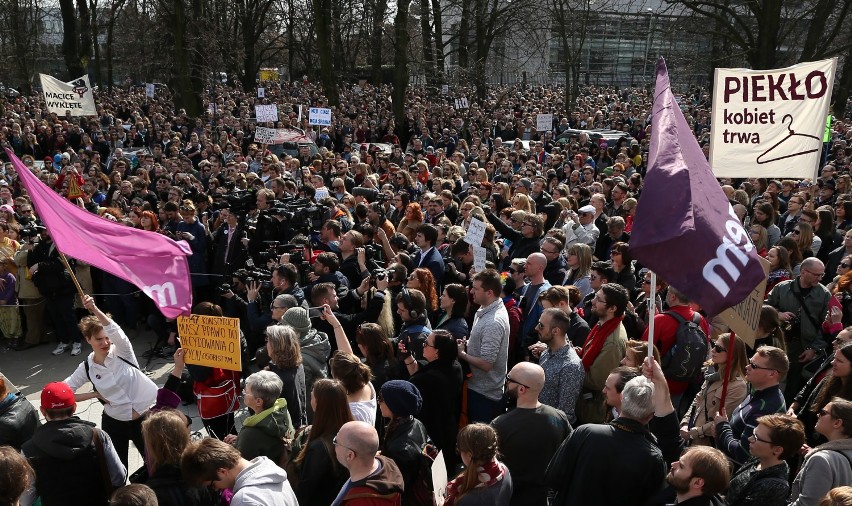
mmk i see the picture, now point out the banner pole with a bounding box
[719,331,734,408]
[58,251,89,313]
[648,271,657,362]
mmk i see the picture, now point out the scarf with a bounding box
[445,459,506,505]
[581,316,623,370]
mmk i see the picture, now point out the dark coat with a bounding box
[413,247,446,294]
[0,392,39,450]
[409,359,464,473]
[145,464,220,506]
[381,416,430,505]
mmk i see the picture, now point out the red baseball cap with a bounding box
[41,382,76,410]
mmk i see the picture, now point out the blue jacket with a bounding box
[413,247,445,294]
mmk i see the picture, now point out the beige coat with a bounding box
[681,368,747,447]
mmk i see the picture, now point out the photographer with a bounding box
[311,279,387,352]
[210,207,248,284]
[248,188,287,261]
[446,237,474,286]
[303,251,349,303]
[338,230,371,291]
[318,219,342,253]
[392,288,432,378]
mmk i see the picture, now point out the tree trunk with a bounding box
[106,1,118,90]
[91,0,102,88]
[750,0,781,69]
[370,0,386,84]
[458,0,469,71]
[330,0,345,75]
[59,0,83,78]
[170,0,202,116]
[419,0,434,86]
[393,0,410,144]
[313,0,339,104]
[77,0,91,69]
[430,0,444,82]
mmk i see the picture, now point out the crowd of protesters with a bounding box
[3,79,852,505]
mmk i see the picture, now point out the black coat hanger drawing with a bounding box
[756,114,822,164]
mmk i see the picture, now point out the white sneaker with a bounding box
[71,342,82,356]
[51,343,69,356]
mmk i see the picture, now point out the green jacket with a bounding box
[767,278,830,351]
[235,398,294,462]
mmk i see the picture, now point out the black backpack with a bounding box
[661,311,708,382]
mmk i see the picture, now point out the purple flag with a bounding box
[629,58,764,316]
[6,149,193,317]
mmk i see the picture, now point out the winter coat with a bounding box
[235,398,294,462]
[0,392,39,450]
[789,438,852,506]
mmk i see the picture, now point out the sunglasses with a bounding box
[843,263,852,269]
[748,360,776,372]
[712,344,727,353]
[505,374,531,389]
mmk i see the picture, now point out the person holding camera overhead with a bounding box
[767,257,832,400]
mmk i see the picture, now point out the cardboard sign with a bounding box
[432,451,448,505]
[454,97,469,110]
[145,83,155,98]
[177,315,242,371]
[710,58,837,178]
[254,126,277,145]
[473,246,487,272]
[257,87,265,98]
[309,107,332,126]
[255,104,278,123]
[464,217,486,246]
[537,113,553,132]
[441,84,449,95]
[718,256,770,348]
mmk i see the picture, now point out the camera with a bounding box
[371,269,387,281]
[217,283,232,295]
[19,224,45,239]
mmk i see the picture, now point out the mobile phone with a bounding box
[307,307,324,318]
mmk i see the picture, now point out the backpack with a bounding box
[409,442,440,506]
[661,311,709,382]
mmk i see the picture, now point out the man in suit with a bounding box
[412,223,445,294]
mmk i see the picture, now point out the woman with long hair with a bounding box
[406,329,464,473]
[397,202,423,241]
[793,222,818,258]
[765,246,793,298]
[434,283,469,339]
[749,224,769,257]
[564,243,593,298]
[330,350,376,426]
[265,325,307,429]
[752,305,787,354]
[140,409,217,506]
[445,423,512,505]
[407,267,439,318]
[751,202,782,247]
[834,265,852,328]
[777,237,804,275]
[826,254,852,293]
[791,343,852,446]
[837,201,852,233]
[293,379,352,506]
[681,333,749,447]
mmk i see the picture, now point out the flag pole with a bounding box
[58,251,88,312]
[648,271,657,362]
[719,330,734,407]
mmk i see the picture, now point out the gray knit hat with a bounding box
[281,307,311,336]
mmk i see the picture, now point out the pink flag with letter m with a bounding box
[629,58,765,316]
[6,149,193,317]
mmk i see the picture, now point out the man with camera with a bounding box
[767,257,831,400]
[311,279,387,352]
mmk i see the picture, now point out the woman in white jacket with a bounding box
[63,294,158,468]
[789,398,852,505]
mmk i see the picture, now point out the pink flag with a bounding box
[6,149,193,317]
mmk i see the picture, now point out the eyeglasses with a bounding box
[423,341,436,349]
[712,344,727,353]
[522,222,534,227]
[748,433,774,444]
[747,359,777,372]
[819,408,835,418]
[842,263,852,269]
[803,268,825,277]
[332,435,357,455]
[792,229,801,235]
[541,247,559,254]
[505,374,531,389]
[269,304,286,311]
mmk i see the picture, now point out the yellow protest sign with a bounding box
[718,256,770,348]
[177,315,242,371]
[259,68,279,82]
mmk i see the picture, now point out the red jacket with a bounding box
[641,305,710,395]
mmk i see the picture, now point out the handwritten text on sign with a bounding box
[177,315,242,371]
[309,107,332,126]
[255,104,278,123]
[464,218,486,247]
[709,58,836,178]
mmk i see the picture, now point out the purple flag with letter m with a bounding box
[630,58,765,316]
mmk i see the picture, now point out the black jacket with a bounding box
[381,416,430,504]
[0,392,39,450]
[144,464,219,506]
[409,359,464,473]
[295,436,348,506]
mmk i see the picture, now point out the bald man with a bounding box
[518,253,552,362]
[332,421,404,505]
[492,363,572,506]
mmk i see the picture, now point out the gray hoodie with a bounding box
[789,438,852,506]
[232,456,299,506]
[300,329,330,391]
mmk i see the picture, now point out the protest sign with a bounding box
[259,68,279,82]
[145,83,155,98]
[40,73,96,116]
[537,113,553,132]
[473,246,487,272]
[255,104,278,123]
[710,58,837,178]
[464,218,486,246]
[257,87,265,98]
[454,97,469,110]
[432,451,448,506]
[254,127,277,145]
[441,84,449,95]
[177,314,242,371]
[309,107,332,126]
[718,257,770,348]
